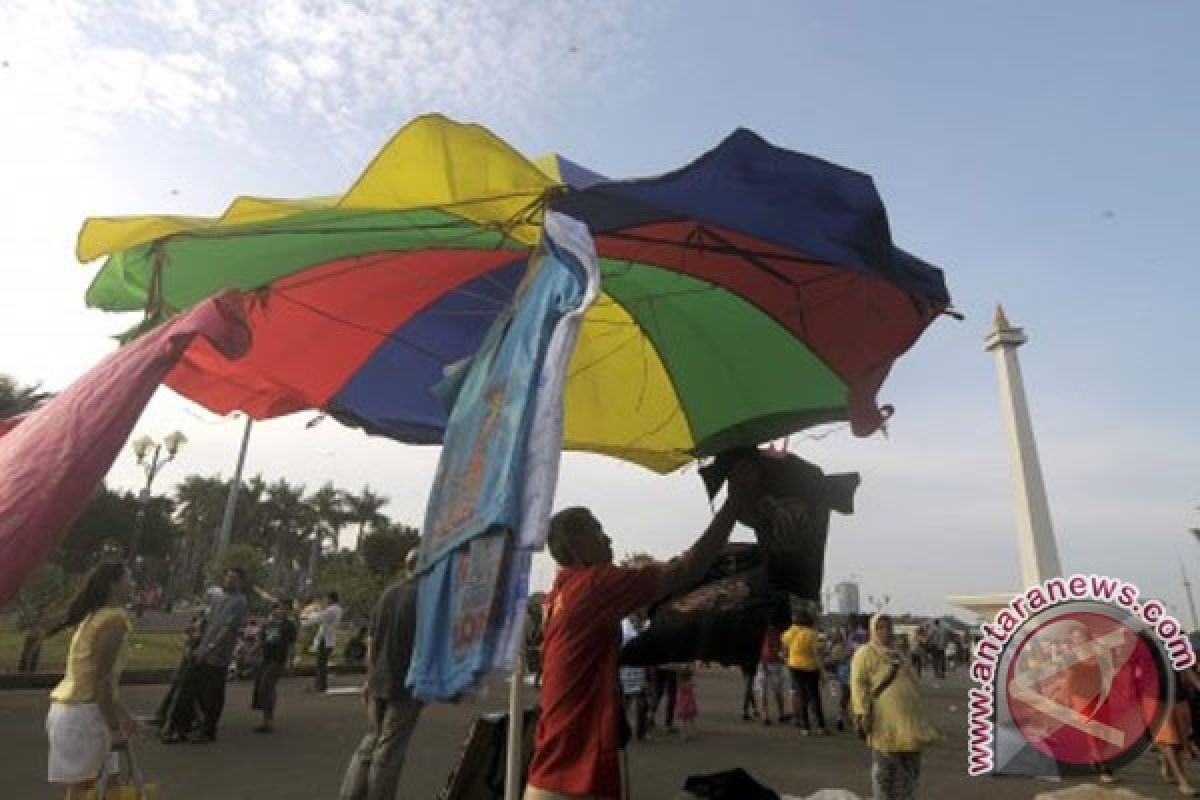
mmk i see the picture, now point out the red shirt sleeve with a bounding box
[587,563,664,621]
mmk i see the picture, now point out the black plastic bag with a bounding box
[682,767,780,800]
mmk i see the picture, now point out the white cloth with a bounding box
[302,603,343,648]
[46,702,110,784]
[516,210,600,551]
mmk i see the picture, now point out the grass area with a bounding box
[0,624,356,673]
[0,628,186,673]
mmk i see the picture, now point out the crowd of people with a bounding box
[34,449,940,800]
[30,444,1198,800]
[604,610,942,798]
[38,550,420,800]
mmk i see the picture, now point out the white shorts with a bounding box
[46,702,111,784]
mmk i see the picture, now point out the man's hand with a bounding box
[361,683,370,706]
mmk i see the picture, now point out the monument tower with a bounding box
[985,305,1063,585]
[951,306,1064,618]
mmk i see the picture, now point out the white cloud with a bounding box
[7,2,1192,627]
[3,0,648,153]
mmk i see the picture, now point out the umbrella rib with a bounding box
[600,229,830,270]
[270,252,517,311]
[623,227,870,397]
[168,189,547,238]
[166,218,484,241]
[616,285,722,303]
[159,211,531,264]
[599,226,851,328]
[614,289,698,448]
[620,406,688,451]
[472,267,525,301]
[269,291,455,365]
[602,253,855,453]
[563,321,691,453]
[566,324,643,378]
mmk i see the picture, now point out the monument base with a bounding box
[948,592,1016,622]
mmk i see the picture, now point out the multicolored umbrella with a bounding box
[78,114,950,472]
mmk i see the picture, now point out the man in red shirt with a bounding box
[525,461,758,800]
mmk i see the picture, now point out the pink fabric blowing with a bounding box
[0,293,250,607]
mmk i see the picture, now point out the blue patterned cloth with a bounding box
[406,214,593,701]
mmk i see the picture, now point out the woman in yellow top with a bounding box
[781,610,829,735]
[44,561,139,799]
[851,614,938,800]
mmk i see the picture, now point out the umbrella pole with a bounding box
[214,414,253,562]
[504,624,526,800]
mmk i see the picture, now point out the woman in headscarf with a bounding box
[851,614,939,800]
[44,561,139,799]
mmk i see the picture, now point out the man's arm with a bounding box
[202,600,245,663]
[656,459,757,598]
[656,500,741,599]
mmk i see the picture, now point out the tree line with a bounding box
[20,476,419,626]
[3,373,419,624]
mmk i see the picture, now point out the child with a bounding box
[676,665,698,741]
[826,631,852,732]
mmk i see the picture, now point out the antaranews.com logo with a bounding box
[968,574,1195,778]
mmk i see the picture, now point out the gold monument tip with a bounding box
[993,304,1011,331]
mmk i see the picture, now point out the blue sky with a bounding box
[2,1,1197,620]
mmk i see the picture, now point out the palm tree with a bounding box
[0,374,51,418]
[261,479,310,591]
[171,474,228,597]
[235,474,270,549]
[303,483,348,595]
[346,486,390,552]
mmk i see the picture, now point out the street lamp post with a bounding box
[214,415,254,564]
[867,594,891,614]
[129,431,187,571]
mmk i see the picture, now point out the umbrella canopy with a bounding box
[78,114,950,473]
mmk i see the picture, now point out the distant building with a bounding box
[832,581,861,615]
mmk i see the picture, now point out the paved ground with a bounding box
[0,668,1178,798]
